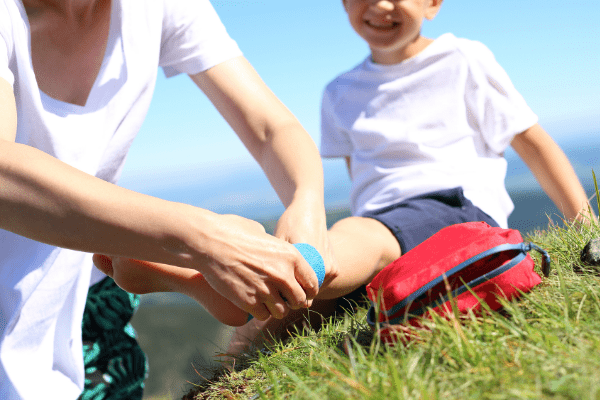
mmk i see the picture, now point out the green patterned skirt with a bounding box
[80,277,148,400]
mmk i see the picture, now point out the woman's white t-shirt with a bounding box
[0,0,241,398]
[321,33,538,228]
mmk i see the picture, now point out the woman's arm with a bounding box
[0,78,194,262]
[510,123,594,222]
[0,76,316,321]
[189,56,334,279]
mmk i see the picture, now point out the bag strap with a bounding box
[367,242,550,327]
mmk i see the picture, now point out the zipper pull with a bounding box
[524,242,551,277]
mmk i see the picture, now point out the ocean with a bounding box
[121,129,600,232]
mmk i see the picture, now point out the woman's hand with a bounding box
[185,212,319,321]
[274,196,339,292]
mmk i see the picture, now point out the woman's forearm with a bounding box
[189,57,325,210]
[1,77,201,261]
[0,139,207,266]
[259,120,325,208]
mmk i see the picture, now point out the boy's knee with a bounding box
[330,216,401,264]
[330,216,377,234]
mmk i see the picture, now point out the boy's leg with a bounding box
[226,216,401,355]
[91,216,401,355]
[228,188,500,356]
[92,255,250,327]
[91,215,400,330]
[318,216,401,299]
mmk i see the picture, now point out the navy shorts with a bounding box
[362,187,499,254]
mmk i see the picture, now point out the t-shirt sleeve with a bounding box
[159,0,242,78]
[320,88,353,158]
[0,6,15,87]
[463,41,538,154]
[0,39,13,87]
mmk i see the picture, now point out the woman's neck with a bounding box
[23,0,113,106]
[22,0,107,26]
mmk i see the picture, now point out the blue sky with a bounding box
[119,0,600,218]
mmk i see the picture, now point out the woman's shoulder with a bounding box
[0,0,20,39]
[1,0,26,23]
[161,0,222,22]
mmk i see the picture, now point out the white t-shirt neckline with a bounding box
[38,0,125,114]
[364,33,453,73]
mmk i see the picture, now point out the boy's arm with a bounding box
[189,55,332,276]
[510,123,594,222]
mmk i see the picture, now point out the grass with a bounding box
[183,187,600,399]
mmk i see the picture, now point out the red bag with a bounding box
[366,222,551,343]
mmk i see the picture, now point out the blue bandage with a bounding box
[247,243,325,322]
[293,243,325,287]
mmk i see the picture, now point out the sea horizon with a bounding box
[120,127,599,230]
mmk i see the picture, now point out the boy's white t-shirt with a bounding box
[321,33,538,228]
[0,0,242,398]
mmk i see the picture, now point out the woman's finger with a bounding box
[249,303,272,321]
[261,290,289,320]
[293,255,320,300]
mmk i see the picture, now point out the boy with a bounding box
[224,0,594,352]
[101,0,593,353]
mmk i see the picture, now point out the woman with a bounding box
[0,0,330,398]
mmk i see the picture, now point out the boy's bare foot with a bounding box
[226,298,339,359]
[92,254,250,326]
